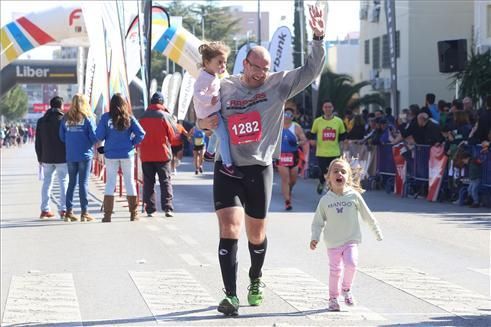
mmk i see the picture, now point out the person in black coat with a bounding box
[35,96,69,219]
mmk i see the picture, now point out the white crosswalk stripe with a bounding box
[1,273,82,327]
[129,270,217,322]
[360,267,491,318]
[263,268,386,321]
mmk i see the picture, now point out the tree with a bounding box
[451,49,491,105]
[316,68,385,117]
[0,85,28,121]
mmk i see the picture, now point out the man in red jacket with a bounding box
[139,92,176,217]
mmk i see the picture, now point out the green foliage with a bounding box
[451,49,491,104]
[0,85,28,121]
[316,68,385,117]
[293,0,308,69]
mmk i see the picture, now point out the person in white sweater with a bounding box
[310,157,383,312]
[193,41,243,179]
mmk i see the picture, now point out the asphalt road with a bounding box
[1,143,490,326]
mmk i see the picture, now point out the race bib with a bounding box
[228,111,262,145]
[194,137,203,146]
[279,153,294,166]
[322,128,336,141]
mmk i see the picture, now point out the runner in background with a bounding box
[170,116,189,175]
[188,126,206,175]
[277,106,309,210]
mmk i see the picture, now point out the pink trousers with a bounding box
[327,242,359,298]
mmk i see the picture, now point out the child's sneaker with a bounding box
[219,164,244,179]
[328,297,340,311]
[285,200,292,211]
[342,289,355,306]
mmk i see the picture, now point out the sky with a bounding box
[1,0,360,59]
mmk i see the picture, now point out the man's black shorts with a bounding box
[171,144,183,156]
[213,162,273,219]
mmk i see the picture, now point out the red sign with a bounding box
[32,103,71,113]
[392,143,407,196]
[322,128,336,141]
[427,145,448,202]
[228,111,262,145]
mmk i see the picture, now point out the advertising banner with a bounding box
[167,72,182,115]
[392,143,407,196]
[177,71,195,120]
[268,26,293,72]
[427,145,448,202]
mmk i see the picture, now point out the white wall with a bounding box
[359,0,473,111]
[474,0,491,51]
[327,44,360,82]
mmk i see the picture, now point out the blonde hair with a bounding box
[66,93,92,125]
[325,156,365,194]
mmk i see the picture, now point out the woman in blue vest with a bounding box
[96,93,145,222]
[59,93,98,222]
[277,106,310,210]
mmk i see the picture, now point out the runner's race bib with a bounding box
[279,152,294,166]
[322,128,336,141]
[228,111,262,145]
[194,137,203,146]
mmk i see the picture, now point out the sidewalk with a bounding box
[1,143,142,226]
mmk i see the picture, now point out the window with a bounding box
[382,31,401,68]
[364,40,370,64]
[372,37,380,69]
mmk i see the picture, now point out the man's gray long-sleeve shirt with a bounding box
[217,39,325,166]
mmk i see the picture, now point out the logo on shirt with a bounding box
[226,93,267,110]
[328,201,353,210]
[336,207,344,214]
[322,128,336,141]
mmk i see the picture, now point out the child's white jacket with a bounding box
[311,188,383,249]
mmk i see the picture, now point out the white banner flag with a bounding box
[233,42,256,75]
[160,75,171,104]
[268,26,293,72]
[167,72,182,115]
[177,71,195,120]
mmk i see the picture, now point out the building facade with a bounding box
[359,0,474,114]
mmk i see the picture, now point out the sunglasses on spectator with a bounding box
[284,112,294,118]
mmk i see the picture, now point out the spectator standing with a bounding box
[35,96,69,219]
[59,93,98,222]
[138,92,176,218]
[425,93,440,124]
[311,101,346,194]
[96,94,145,222]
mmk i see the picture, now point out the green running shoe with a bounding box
[247,278,265,306]
[217,295,239,316]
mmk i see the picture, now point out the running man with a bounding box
[199,4,325,316]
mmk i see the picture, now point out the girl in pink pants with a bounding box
[310,158,383,311]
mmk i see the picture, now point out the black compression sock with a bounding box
[218,238,238,296]
[248,237,268,280]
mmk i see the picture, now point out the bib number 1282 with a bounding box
[228,111,262,144]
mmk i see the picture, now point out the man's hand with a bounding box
[310,240,318,250]
[308,4,325,37]
[198,115,219,130]
[211,96,219,106]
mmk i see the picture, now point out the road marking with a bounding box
[159,236,177,246]
[360,267,491,318]
[129,270,216,321]
[145,225,161,232]
[179,253,206,266]
[179,234,199,246]
[163,224,178,231]
[467,267,490,276]
[263,268,386,321]
[1,273,82,326]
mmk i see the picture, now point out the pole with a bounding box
[384,0,399,117]
[142,0,152,107]
[201,8,205,40]
[257,0,261,45]
[298,1,306,112]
